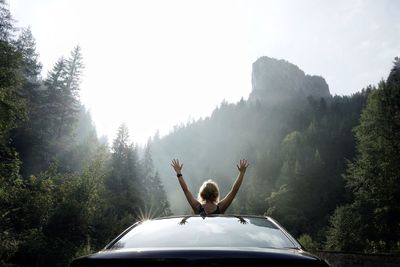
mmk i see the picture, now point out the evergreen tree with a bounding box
[0,41,24,137]
[10,27,45,176]
[57,46,83,138]
[387,57,400,86]
[142,144,171,217]
[266,131,327,239]
[0,0,13,42]
[41,46,83,141]
[14,46,84,175]
[57,107,100,173]
[0,23,24,138]
[14,27,42,83]
[104,124,144,235]
[43,57,67,139]
[41,46,83,140]
[327,58,400,252]
[0,2,26,264]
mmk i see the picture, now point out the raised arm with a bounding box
[218,159,249,213]
[171,159,201,212]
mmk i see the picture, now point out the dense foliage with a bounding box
[0,2,170,266]
[1,1,399,265]
[326,58,400,253]
[150,59,399,253]
[151,87,371,244]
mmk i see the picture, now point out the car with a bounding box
[70,215,330,267]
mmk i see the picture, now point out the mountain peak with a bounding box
[249,56,331,104]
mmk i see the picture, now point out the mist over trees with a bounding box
[1,1,400,265]
[150,56,399,252]
[0,2,169,266]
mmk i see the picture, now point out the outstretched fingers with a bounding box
[237,159,249,172]
[171,159,183,173]
[171,158,180,167]
[242,159,249,168]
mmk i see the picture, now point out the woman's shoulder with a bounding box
[196,203,222,215]
[194,204,203,214]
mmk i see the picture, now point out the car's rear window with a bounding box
[108,216,297,249]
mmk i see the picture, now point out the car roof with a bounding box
[105,214,302,250]
[152,214,272,220]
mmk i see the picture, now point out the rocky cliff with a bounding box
[249,56,331,104]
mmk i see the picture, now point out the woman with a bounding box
[171,159,249,215]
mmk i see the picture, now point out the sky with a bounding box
[9,0,400,145]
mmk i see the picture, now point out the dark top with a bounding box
[196,204,221,215]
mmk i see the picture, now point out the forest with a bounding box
[1,1,400,266]
[150,56,400,253]
[0,2,170,266]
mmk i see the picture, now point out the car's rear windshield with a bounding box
[108,216,297,249]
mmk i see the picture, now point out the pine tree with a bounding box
[105,124,144,233]
[40,46,83,140]
[0,12,24,139]
[10,27,45,176]
[56,107,100,173]
[14,28,42,83]
[387,57,400,86]
[0,1,26,263]
[142,144,171,217]
[0,0,13,42]
[14,47,85,175]
[327,58,400,252]
[48,46,84,138]
[0,0,25,184]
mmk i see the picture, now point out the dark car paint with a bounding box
[71,249,329,267]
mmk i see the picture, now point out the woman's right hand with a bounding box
[171,159,183,175]
[236,159,249,174]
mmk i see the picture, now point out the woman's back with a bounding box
[171,159,249,215]
[196,202,221,215]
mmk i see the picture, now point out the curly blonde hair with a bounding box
[198,179,220,204]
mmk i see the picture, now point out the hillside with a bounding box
[150,56,367,223]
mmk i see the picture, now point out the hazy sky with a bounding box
[10,0,400,145]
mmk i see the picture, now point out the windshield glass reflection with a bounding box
[109,216,296,250]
